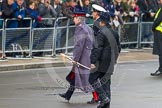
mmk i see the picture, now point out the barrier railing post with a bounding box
[52,18,58,57]
[1,19,6,59]
[118,25,122,42]
[29,18,33,57]
[51,18,56,57]
[138,21,142,48]
[65,19,70,54]
[138,13,144,49]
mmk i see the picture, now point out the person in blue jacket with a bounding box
[9,0,25,28]
[25,1,42,28]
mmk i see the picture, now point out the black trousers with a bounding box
[89,72,111,100]
[64,79,75,100]
[159,55,162,72]
[153,31,162,72]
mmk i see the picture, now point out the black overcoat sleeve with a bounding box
[91,33,105,64]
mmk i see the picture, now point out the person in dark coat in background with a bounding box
[37,0,57,27]
[150,0,162,76]
[136,0,148,21]
[24,0,29,7]
[2,0,15,27]
[59,12,94,101]
[52,0,63,17]
[61,0,76,18]
[89,4,120,108]
[145,0,159,22]
[2,0,15,19]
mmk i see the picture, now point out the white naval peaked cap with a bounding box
[92,4,106,12]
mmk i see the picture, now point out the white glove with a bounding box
[86,13,91,17]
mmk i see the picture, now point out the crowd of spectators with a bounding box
[0,0,160,56]
[0,0,160,28]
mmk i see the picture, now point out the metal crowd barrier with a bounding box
[54,17,70,54]
[0,19,4,58]
[0,17,155,59]
[139,22,153,48]
[32,18,56,57]
[4,18,32,58]
[118,21,154,48]
[119,22,139,48]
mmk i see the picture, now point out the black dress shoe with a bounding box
[87,98,98,104]
[97,98,110,108]
[150,70,162,76]
[100,102,110,108]
[59,93,70,101]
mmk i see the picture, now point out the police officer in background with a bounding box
[151,0,162,76]
[89,4,120,108]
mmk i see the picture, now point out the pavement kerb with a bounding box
[0,59,158,72]
[0,49,158,72]
[0,61,72,71]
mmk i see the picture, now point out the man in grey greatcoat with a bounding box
[59,12,94,101]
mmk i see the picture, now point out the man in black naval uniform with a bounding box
[92,4,106,37]
[89,5,120,108]
[87,4,107,104]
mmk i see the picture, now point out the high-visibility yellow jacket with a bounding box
[154,8,162,32]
